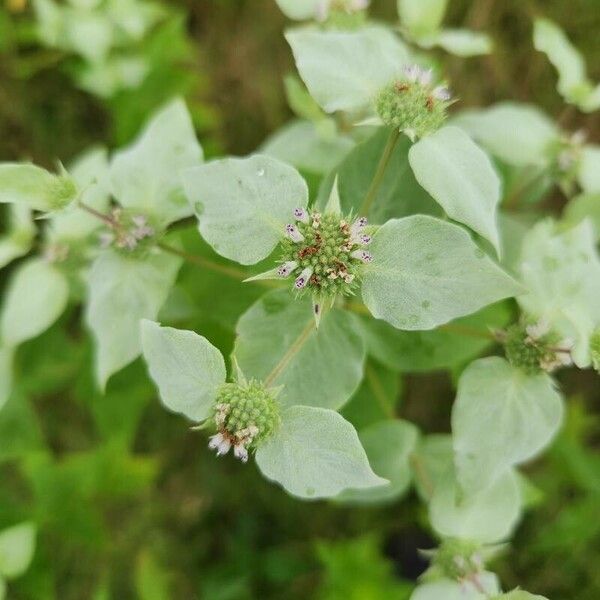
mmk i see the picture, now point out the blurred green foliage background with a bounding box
[0,1,599,598]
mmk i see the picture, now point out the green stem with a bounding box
[359,127,400,216]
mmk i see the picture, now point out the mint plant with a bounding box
[1,0,599,597]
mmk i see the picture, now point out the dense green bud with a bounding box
[431,538,483,582]
[49,175,78,210]
[209,381,280,462]
[502,320,573,375]
[99,208,158,257]
[276,208,372,302]
[375,65,451,139]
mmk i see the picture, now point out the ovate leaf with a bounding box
[86,249,182,389]
[578,145,600,194]
[361,216,521,330]
[0,164,77,212]
[285,26,410,114]
[255,405,387,499]
[452,102,559,167]
[110,98,203,226]
[499,591,549,600]
[336,419,419,504]
[0,522,36,579]
[452,357,563,495]
[1,258,69,347]
[429,468,522,543]
[183,155,308,265]
[0,206,35,269]
[409,126,501,253]
[234,291,365,410]
[410,573,499,600]
[398,0,448,38]
[140,320,226,422]
[418,28,492,56]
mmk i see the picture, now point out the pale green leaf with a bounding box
[499,591,549,600]
[418,28,492,57]
[261,120,353,175]
[34,0,64,46]
[64,9,113,63]
[398,0,448,38]
[452,102,560,167]
[1,258,69,347]
[0,522,36,579]
[411,434,453,501]
[105,0,165,40]
[410,573,499,600]
[77,55,149,98]
[285,26,410,114]
[533,18,598,111]
[0,206,35,269]
[110,98,203,226]
[409,126,501,253]
[183,154,308,265]
[518,219,600,367]
[429,468,522,543]
[49,146,110,241]
[0,164,77,212]
[275,0,321,20]
[452,357,563,495]
[578,145,600,193]
[85,249,182,389]
[361,216,522,330]
[564,193,600,239]
[336,419,419,504]
[255,405,387,499]
[0,347,13,411]
[234,290,365,410]
[140,320,226,422]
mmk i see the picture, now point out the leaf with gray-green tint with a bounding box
[418,28,492,56]
[0,522,36,579]
[429,467,522,543]
[336,419,419,504]
[452,357,564,496]
[0,206,35,269]
[410,574,499,600]
[140,320,226,422]
[333,127,442,223]
[452,103,559,167]
[579,145,600,193]
[275,0,321,20]
[183,155,308,265]
[360,301,511,372]
[1,258,69,347]
[397,0,448,37]
[255,405,387,499]
[361,216,522,330]
[110,98,203,226]
[518,219,600,367]
[234,290,365,410]
[86,249,182,389]
[411,434,453,501]
[500,592,549,600]
[409,126,501,253]
[261,120,354,176]
[564,193,600,238]
[286,26,410,114]
[0,164,77,212]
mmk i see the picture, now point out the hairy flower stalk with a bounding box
[375,64,452,140]
[208,381,280,463]
[499,318,573,375]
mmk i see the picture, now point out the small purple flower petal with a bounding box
[432,86,452,101]
[277,261,298,277]
[285,224,304,243]
[351,249,373,263]
[294,267,313,289]
[293,207,309,223]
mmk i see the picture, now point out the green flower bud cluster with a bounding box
[278,208,373,300]
[503,320,573,375]
[375,65,452,139]
[212,381,280,449]
[100,208,157,257]
[431,538,483,582]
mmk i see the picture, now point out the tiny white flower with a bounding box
[432,86,452,101]
[295,267,313,289]
[233,444,249,462]
[352,233,372,246]
[417,68,433,86]
[351,249,373,263]
[293,207,309,223]
[285,224,304,243]
[403,64,421,82]
[277,261,298,277]
[350,216,367,235]
[525,319,550,341]
[312,212,322,229]
[208,433,231,456]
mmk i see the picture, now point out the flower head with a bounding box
[100,208,156,255]
[375,64,453,139]
[207,381,280,462]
